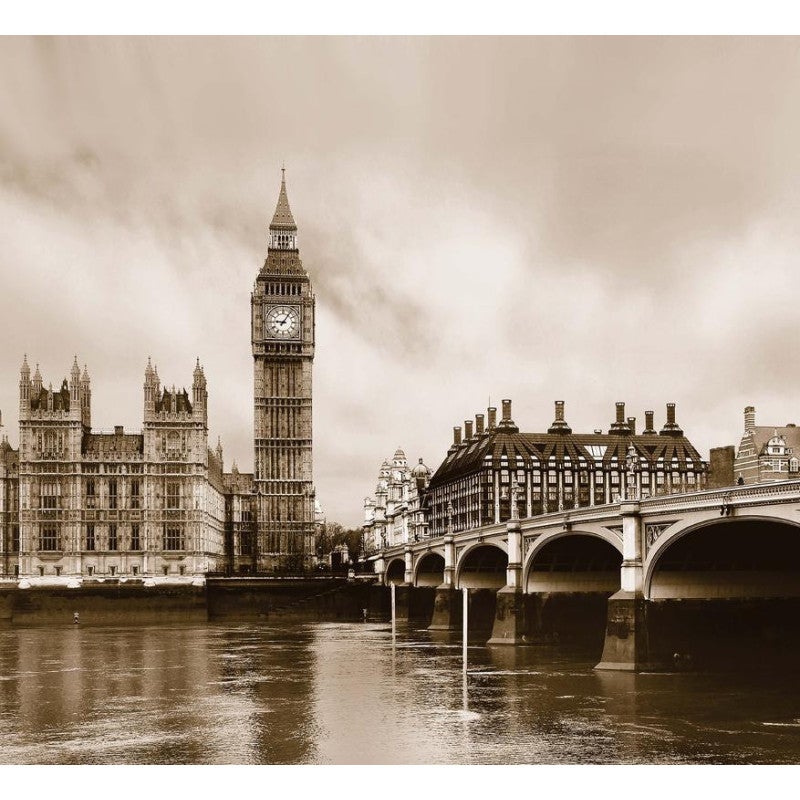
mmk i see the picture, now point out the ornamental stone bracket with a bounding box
[523,535,537,557]
[644,520,678,552]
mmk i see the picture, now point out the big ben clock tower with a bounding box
[252,170,315,569]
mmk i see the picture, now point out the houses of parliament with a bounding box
[0,173,317,580]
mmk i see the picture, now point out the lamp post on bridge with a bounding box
[442,501,455,587]
[625,442,639,502]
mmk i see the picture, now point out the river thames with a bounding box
[0,621,799,764]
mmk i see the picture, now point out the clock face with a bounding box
[265,305,301,339]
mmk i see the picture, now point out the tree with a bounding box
[319,522,363,561]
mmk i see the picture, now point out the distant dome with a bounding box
[393,447,407,460]
[411,457,431,478]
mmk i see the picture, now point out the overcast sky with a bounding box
[2,37,800,526]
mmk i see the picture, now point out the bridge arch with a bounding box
[455,541,508,590]
[523,528,623,593]
[413,551,445,587]
[385,557,406,585]
[645,515,800,600]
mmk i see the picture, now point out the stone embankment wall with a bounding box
[0,578,389,626]
[0,583,208,626]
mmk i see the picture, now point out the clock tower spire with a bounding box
[251,169,316,569]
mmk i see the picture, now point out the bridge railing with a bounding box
[379,479,800,555]
[639,479,800,513]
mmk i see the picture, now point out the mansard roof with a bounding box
[428,429,706,490]
[82,432,144,457]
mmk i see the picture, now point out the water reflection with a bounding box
[0,621,798,764]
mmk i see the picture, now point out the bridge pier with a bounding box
[487,586,527,644]
[428,585,462,630]
[374,555,386,586]
[488,518,527,645]
[429,531,460,630]
[596,500,650,670]
[595,591,651,670]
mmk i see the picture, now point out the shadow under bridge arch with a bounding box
[523,531,622,649]
[644,517,800,670]
[385,558,406,585]
[414,552,445,587]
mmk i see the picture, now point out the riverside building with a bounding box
[734,406,800,484]
[362,448,431,554]
[425,399,708,537]
[0,172,317,580]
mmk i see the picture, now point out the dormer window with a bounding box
[768,435,787,457]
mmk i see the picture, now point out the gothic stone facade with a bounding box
[0,174,316,580]
[251,171,316,569]
[4,356,226,580]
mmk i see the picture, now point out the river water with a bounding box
[0,621,798,764]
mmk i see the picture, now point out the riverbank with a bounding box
[0,577,388,626]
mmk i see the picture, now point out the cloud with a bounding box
[2,38,800,526]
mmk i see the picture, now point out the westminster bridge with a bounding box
[372,480,800,671]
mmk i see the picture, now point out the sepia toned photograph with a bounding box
[1,28,800,773]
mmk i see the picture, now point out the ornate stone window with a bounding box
[39,524,58,551]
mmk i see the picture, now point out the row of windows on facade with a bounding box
[761,459,800,472]
[434,465,701,494]
[269,232,298,248]
[21,564,189,578]
[33,524,185,552]
[428,467,704,533]
[30,433,192,456]
[265,282,302,295]
[34,479,186,510]
[25,464,200,474]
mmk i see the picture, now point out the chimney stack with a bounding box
[498,398,519,432]
[659,403,683,436]
[609,401,631,434]
[548,400,572,434]
[744,406,755,433]
[488,407,497,430]
[644,410,655,434]
[627,417,636,436]
[464,420,474,439]
[475,414,485,435]
[453,426,462,446]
